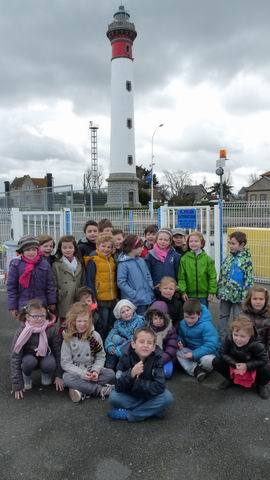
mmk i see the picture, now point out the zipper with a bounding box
[195,254,198,297]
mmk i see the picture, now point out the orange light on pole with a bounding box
[219,149,227,159]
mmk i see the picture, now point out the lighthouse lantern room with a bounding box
[106,5,140,208]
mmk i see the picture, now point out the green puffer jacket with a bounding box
[178,250,217,298]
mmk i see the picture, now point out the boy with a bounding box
[77,220,98,266]
[86,234,117,339]
[172,228,187,255]
[107,326,173,421]
[140,224,158,258]
[217,231,254,339]
[112,229,125,261]
[98,218,113,235]
[76,286,102,335]
[177,299,219,382]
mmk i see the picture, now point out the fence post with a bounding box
[214,204,222,276]
[10,208,24,241]
[128,210,134,233]
[159,206,168,228]
[63,208,72,235]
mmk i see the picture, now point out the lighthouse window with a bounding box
[127,155,133,165]
[127,118,132,129]
[126,45,130,53]
[126,81,132,91]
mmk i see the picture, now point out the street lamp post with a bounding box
[150,123,164,219]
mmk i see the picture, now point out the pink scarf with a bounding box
[153,244,170,263]
[13,320,54,356]
[19,254,42,288]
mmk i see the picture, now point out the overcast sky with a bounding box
[1,0,270,193]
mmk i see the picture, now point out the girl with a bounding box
[37,234,56,266]
[105,299,145,369]
[217,231,254,339]
[155,276,183,327]
[86,234,117,340]
[178,230,217,307]
[77,220,99,266]
[213,315,270,399]
[7,235,56,317]
[61,302,115,402]
[117,234,154,315]
[52,235,84,322]
[11,298,64,399]
[145,302,178,379]
[242,287,270,358]
[146,228,180,287]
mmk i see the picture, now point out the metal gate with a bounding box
[10,208,72,242]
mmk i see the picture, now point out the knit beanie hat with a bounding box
[157,228,172,240]
[16,235,39,253]
[172,228,186,237]
[113,299,137,319]
[148,301,168,314]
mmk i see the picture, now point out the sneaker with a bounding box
[23,373,32,390]
[194,366,208,382]
[41,373,52,386]
[258,384,270,400]
[69,389,82,403]
[218,379,234,390]
[107,408,129,421]
[99,384,114,400]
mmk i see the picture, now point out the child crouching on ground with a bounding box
[107,326,174,421]
[177,299,219,382]
[105,300,145,370]
[241,286,270,359]
[11,299,64,399]
[61,303,115,403]
[213,315,270,399]
[155,276,183,327]
[145,302,178,378]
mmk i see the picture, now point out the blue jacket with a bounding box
[117,254,154,306]
[146,247,180,287]
[105,313,145,356]
[178,305,219,361]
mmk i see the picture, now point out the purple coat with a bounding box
[7,257,56,310]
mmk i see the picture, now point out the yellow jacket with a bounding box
[87,251,117,301]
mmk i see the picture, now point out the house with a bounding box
[184,184,208,203]
[237,186,247,201]
[245,171,270,201]
[4,173,53,209]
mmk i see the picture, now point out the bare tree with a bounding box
[163,169,192,199]
[84,165,105,191]
[248,172,260,185]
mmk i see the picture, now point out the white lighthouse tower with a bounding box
[106,5,140,208]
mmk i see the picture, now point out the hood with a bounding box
[183,304,211,328]
[118,253,137,262]
[145,308,171,328]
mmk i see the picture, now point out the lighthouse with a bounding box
[106,5,140,208]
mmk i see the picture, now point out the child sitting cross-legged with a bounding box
[107,326,174,422]
[145,302,178,379]
[61,302,115,403]
[105,300,145,370]
[177,299,219,382]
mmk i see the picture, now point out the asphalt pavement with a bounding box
[0,289,269,480]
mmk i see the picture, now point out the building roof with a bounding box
[10,175,48,190]
[246,174,270,192]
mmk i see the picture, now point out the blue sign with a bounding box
[177,209,197,229]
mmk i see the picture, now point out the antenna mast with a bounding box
[89,121,99,189]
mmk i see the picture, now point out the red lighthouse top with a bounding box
[107,5,137,60]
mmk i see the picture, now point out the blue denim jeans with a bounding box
[97,306,116,340]
[109,388,173,421]
[21,354,56,376]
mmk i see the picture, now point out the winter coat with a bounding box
[61,329,105,377]
[241,304,270,359]
[217,249,254,303]
[115,345,165,398]
[105,313,145,356]
[145,309,178,364]
[217,334,268,371]
[10,323,62,391]
[178,305,219,361]
[146,247,181,287]
[178,250,217,299]
[52,257,84,318]
[155,290,183,326]
[77,237,96,266]
[117,254,154,306]
[86,251,117,302]
[140,240,154,258]
[7,256,56,311]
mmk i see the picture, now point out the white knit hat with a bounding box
[113,299,136,319]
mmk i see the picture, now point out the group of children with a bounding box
[6,218,270,423]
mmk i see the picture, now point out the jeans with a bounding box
[163,361,174,379]
[109,388,173,421]
[213,357,270,386]
[98,306,116,340]
[177,348,215,376]
[136,305,148,315]
[217,300,241,340]
[21,354,56,376]
[63,368,115,396]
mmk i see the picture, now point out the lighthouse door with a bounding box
[128,191,134,207]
